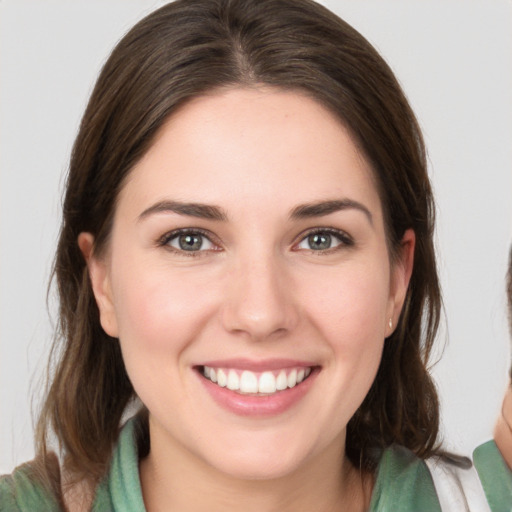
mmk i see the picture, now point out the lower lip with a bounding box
[197,368,319,417]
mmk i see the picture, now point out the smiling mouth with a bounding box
[199,366,314,395]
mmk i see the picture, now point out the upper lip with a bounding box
[196,358,318,372]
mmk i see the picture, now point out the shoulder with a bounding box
[0,459,62,511]
[473,440,512,511]
[426,451,498,512]
[370,445,500,512]
[369,445,442,512]
[0,420,147,512]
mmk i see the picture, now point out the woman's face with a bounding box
[83,88,413,480]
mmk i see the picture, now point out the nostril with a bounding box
[221,295,299,340]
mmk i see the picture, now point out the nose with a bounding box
[221,254,299,341]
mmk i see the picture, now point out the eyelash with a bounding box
[157,227,354,256]
[294,227,354,253]
[157,228,220,256]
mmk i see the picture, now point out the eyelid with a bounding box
[293,227,354,251]
[156,226,353,254]
[157,227,222,253]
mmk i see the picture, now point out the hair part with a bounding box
[36,0,442,487]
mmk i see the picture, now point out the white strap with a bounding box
[426,457,491,512]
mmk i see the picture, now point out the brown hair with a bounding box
[36,0,441,486]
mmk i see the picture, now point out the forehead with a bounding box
[118,87,382,221]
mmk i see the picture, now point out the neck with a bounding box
[139,420,372,512]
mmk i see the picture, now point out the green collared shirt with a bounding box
[473,440,512,512]
[1,419,441,511]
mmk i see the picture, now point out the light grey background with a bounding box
[1,0,511,473]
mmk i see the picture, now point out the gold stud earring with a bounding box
[389,318,393,330]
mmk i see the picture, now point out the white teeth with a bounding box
[287,369,297,388]
[217,368,227,387]
[276,370,288,391]
[240,371,259,393]
[202,366,313,394]
[258,371,276,393]
[227,370,239,391]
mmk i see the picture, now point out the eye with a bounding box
[161,229,217,253]
[296,229,352,252]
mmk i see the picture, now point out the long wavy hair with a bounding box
[36,0,442,491]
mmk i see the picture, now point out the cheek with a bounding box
[288,263,391,442]
[300,262,390,402]
[109,262,221,412]
[110,258,217,356]
[303,264,390,346]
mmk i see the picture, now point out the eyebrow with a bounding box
[138,198,372,224]
[290,199,373,224]
[138,201,228,222]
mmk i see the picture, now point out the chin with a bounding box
[199,431,316,481]
[213,452,304,481]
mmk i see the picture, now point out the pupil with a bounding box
[309,233,331,250]
[179,234,202,251]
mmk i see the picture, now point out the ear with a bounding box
[386,228,415,337]
[78,232,119,338]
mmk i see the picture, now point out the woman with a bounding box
[473,245,512,509]
[0,0,474,510]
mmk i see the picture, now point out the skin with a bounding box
[79,88,414,512]
[494,382,512,469]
